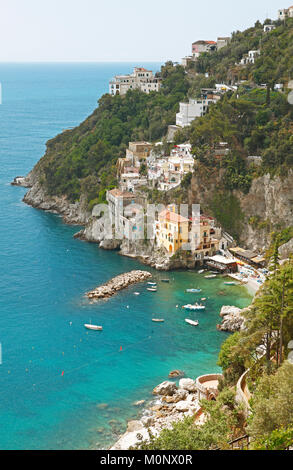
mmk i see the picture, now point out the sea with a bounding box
[0,63,252,450]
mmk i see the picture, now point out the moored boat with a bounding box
[147,287,157,292]
[205,275,217,279]
[186,288,202,293]
[152,319,165,323]
[161,279,170,283]
[182,303,206,311]
[185,319,199,326]
[84,324,103,331]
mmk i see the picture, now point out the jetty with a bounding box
[86,270,152,300]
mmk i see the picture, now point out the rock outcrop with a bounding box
[23,181,89,225]
[217,305,250,332]
[153,381,178,396]
[179,378,197,393]
[87,270,152,300]
[168,370,185,379]
[279,238,293,260]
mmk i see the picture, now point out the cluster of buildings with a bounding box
[105,141,227,260]
[182,37,230,67]
[109,67,161,96]
[116,141,195,193]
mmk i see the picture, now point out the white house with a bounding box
[239,50,260,65]
[109,67,161,96]
[176,98,216,127]
[263,24,276,32]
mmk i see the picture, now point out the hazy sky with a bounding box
[0,0,288,62]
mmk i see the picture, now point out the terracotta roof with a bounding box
[108,189,135,198]
[159,209,189,223]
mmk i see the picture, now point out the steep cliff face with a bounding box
[188,169,293,252]
[21,172,89,225]
[237,170,293,251]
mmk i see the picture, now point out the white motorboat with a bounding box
[152,319,165,323]
[186,289,202,293]
[205,275,217,279]
[185,319,199,326]
[84,324,103,331]
[182,303,206,311]
[147,288,157,292]
[148,282,157,286]
[198,270,205,274]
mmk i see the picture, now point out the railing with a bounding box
[236,370,251,416]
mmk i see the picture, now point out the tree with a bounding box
[248,362,293,440]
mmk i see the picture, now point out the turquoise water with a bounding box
[0,63,252,450]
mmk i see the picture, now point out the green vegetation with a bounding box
[209,192,245,240]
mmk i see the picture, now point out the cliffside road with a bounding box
[86,270,152,300]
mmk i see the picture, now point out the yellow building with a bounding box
[156,210,220,257]
[156,209,189,254]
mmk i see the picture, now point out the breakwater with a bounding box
[86,270,152,300]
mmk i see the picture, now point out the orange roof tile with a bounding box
[159,209,189,223]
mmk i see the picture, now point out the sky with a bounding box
[0,0,289,62]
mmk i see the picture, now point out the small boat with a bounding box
[198,270,205,274]
[183,303,206,311]
[134,292,140,295]
[201,298,207,301]
[84,324,103,331]
[186,289,202,293]
[185,319,199,326]
[161,279,170,283]
[152,319,165,323]
[224,282,237,286]
[147,288,157,292]
[205,275,217,279]
[148,282,157,286]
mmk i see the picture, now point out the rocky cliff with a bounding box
[188,168,293,252]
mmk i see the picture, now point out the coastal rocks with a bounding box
[174,401,190,413]
[168,370,185,379]
[133,400,145,407]
[23,181,89,225]
[111,378,201,450]
[99,239,121,251]
[217,305,247,332]
[179,378,197,393]
[126,420,144,433]
[153,381,178,396]
[87,270,152,301]
[11,176,31,187]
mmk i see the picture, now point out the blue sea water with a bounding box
[0,63,252,450]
